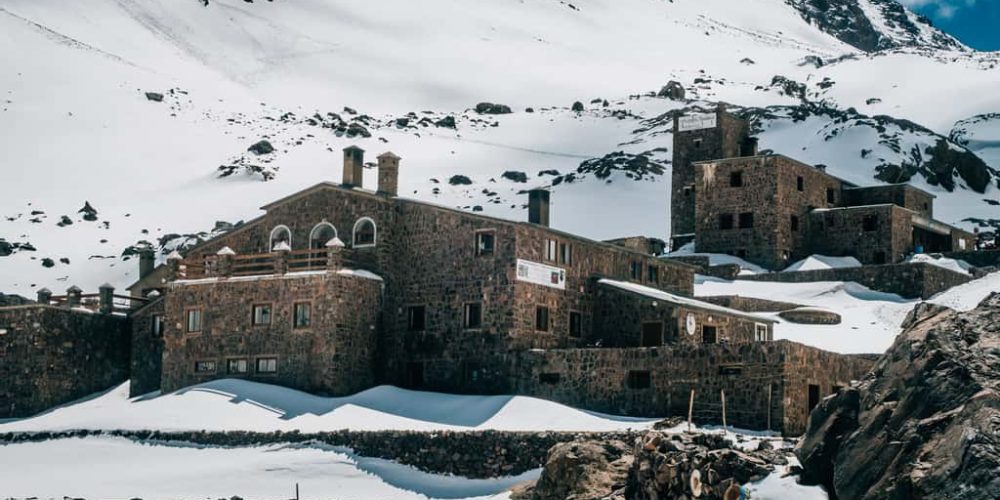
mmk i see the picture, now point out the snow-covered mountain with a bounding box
[1,0,998,292]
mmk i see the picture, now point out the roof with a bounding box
[843,183,937,199]
[598,279,776,324]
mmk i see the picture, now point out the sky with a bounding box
[899,0,1000,50]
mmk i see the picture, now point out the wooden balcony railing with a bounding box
[171,244,356,281]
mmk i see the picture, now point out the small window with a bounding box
[407,305,426,332]
[808,384,821,411]
[641,322,662,347]
[702,325,717,344]
[797,176,804,191]
[252,304,272,326]
[863,215,878,232]
[826,188,836,204]
[151,314,164,337]
[559,243,572,265]
[353,217,377,247]
[186,309,202,333]
[730,171,743,187]
[475,231,495,256]
[309,223,337,250]
[227,358,248,374]
[464,302,482,330]
[293,302,311,329]
[194,360,216,373]
[539,373,561,385]
[719,213,734,230]
[569,311,582,338]
[755,323,768,342]
[535,306,550,332]
[719,365,743,376]
[684,186,693,197]
[269,225,291,251]
[738,212,754,229]
[647,265,659,283]
[545,240,558,261]
[627,370,651,389]
[790,215,799,232]
[630,261,642,280]
[693,138,703,149]
[256,357,278,374]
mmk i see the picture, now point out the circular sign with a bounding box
[686,313,697,336]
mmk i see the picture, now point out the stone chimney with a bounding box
[528,189,550,227]
[377,152,401,196]
[99,283,115,314]
[342,145,365,188]
[66,285,82,308]
[139,248,155,280]
[36,288,52,305]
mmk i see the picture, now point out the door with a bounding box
[808,384,821,412]
[641,322,662,347]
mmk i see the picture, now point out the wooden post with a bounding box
[721,389,727,434]
[295,482,300,500]
[687,388,695,432]
[767,383,773,432]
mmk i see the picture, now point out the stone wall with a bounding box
[0,306,130,418]
[943,249,1000,268]
[842,184,934,218]
[590,283,772,347]
[510,341,873,435]
[736,262,972,299]
[161,272,382,395]
[808,205,911,264]
[129,297,164,397]
[0,293,33,307]
[603,236,666,256]
[696,295,805,313]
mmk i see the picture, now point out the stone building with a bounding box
[672,108,976,269]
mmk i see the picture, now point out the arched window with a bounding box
[353,217,377,247]
[269,225,292,251]
[309,222,338,249]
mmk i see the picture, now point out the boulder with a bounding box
[797,294,1000,499]
[144,92,163,102]
[523,440,632,500]
[247,140,274,155]
[475,102,512,115]
[657,81,686,100]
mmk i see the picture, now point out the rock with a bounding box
[657,81,686,100]
[41,257,55,268]
[475,102,512,115]
[77,201,98,222]
[571,101,585,112]
[435,116,457,129]
[501,171,528,183]
[0,239,12,257]
[529,440,632,500]
[797,295,1000,499]
[144,92,164,102]
[448,175,473,186]
[57,215,73,227]
[247,140,274,155]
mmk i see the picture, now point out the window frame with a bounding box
[407,305,427,332]
[475,230,496,257]
[185,308,203,334]
[754,323,769,342]
[194,359,217,374]
[251,303,273,326]
[626,370,652,390]
[796,176,804,192]
[647,265,659,283]
[293,301,312,330]
[790,214,799,232]
[352,217,378,248]
[227,358,249,375]
[729,171,743,187]
[719,213,734,230]
[151,314,164,337]
[308,222,338,250]
[255,356,278,374]
[463,302,483,330]
[738,212,754,229]
[630,261,642,280]
[544,239,558,262]
[559,242,572,265]
[535,306,550,333]
[269,224,292,251]
[863,214,878,232]
[568,311,582,338]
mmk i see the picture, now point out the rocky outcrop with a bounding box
[522,440,633,500]
[797,294,1000,499]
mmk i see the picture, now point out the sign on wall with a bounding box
[516,259,566,290]
[678,113,717,132]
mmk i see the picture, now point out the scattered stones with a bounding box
[577,151,666,180]
[435,116,457,129]
[501,171,528,183]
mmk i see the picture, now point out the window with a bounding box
[186,309,202,333]
[559,242,572,265]
[863,215,878,232]
[797,176,804,191]
[826,188,836,204]
[545,239,558,261]
[808,384,821,411]
[693,138,703,149]
[194,360,216,373]
[630,261,642,280]
[641,322,662,347]
[627,370,651,389]
[719,365,743,376]
[151,314,164,337]
[730,171,743,187]
[0,328,7,336]
[738,212,754,229]
[293,302,311,329]
[647,265,659,283]
[535,306,550,332]
[256,357,278,374]
[755,323,769,342]
[353,217,377,247]
[790,215,799,232]
[476,231,495,256]
[702,325,717,344]
[407,305,426,332]
[873,251,887,265]
[309,222,337,249]
[269,225,291,251]
[569,311,582,338]
[252,304,272,326]
[227,358,248,374]
[719,213,734,230]
[539,373,561,385]
[684,186,693,197]
[464,302,482,329]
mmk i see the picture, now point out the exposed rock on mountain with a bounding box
[797,294,1000,499]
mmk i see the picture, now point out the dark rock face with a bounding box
[475,102,513,115]
[797,294,1000,500]
[523,440,633,500]
[657,81,686,100]
[502,171,528,183]
[144,92,163,102]
[78,201,98,222]
[247,140,274,155]
[785,0,962,52]
[448,174,473,185]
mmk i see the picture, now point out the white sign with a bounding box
[678,113,717,132]
[516,259,566,290]
[685,313,697,336]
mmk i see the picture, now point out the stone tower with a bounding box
[670,106,754,250]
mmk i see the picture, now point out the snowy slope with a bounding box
[0,0,997,296]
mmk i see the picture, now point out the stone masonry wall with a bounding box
[129,297,164,397]
[842,184,934,218]
[736,262,972,299]
[781,349,879,435]
[161,272,382,395]
[808,205,912,264]
[696,295,805,313]
[0,306,130,418]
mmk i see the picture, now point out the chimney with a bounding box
[528,189,550,227]
[36,288,52,305]
[342,145,365,188]
[139,248,155,280]
[377,151,401,196]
